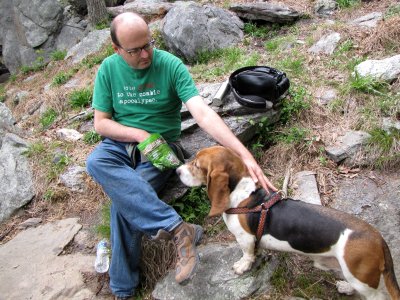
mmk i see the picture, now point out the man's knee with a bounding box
[86,150,102,177]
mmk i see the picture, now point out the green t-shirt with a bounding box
[92,49,199,142]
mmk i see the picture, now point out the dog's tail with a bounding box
[382,239,400,300]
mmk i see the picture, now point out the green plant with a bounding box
[81,44,114,69]
[336,0,360,8]
[276,127,310,145]
[264,39,280,52]
[96,200,111,239]
[385,4,400,18]
[0,85,5,102]
[43,189,55,201]
[95,20,110,30]
[40,108,58,129]
[23,141,46,157]
[48,154,70,180]
[9,74,17,82]
[345,56,364,71]
[195,48,226,65]
[69,88,93,109]
[191,48,260,82]
[83,130,102,145]
[368,128,398,152]
[249,116,273,158]
[350,74,389,95]
[169,187,210,225]
[364,127,400,169]
[20,49,46,74]
[279,56,305,77]
[51,50,67,61]
[377,93,400,116]
[279,85,310,125]
[336,39,354,55]
[52,71,74,86]
[152,28,167,51]
[244,22,270,38]
[270,253,291,293]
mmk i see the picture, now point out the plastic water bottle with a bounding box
[94,239,110,273]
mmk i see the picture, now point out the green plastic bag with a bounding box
[137,133,182,171]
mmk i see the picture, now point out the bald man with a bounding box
[87,12,276,299]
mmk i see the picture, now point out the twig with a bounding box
[282,159,292,197]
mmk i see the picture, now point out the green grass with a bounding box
[96,200,111,240]
[191,47,260,81]
[83,130,102,145]
[385,4,400,18]
[52,71,74,86]
[279,85,311,125]
[350,74,389,95]
[0,85,5,102]
[69,88,93,109]
[23,141,46,157]
[169,186,210,225]
[368,128,399,152]
[80,44,114,69]
[23,140,72,182]
[20,49,46,74]
[40,108,58,129]
[275,127,310,145]
[269,254,346,299]
[336,0,360,9]
[244,22,271,39]
[51,50,67,61]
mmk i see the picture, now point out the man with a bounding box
[86,12,276,300]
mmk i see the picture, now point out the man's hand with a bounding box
[242,156,277,192]
[185,96,278,192]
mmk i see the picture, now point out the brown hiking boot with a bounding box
[172,222,203,284]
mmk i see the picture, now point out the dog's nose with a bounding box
[176,168,182,176]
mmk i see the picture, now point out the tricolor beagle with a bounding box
[176,146,400,300]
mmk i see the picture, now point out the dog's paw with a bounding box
[233,256,255,274]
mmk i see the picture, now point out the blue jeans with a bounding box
[86,138,182,297]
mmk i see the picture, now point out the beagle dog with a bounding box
[176,146,400,300]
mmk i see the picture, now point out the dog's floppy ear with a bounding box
[207,169,230,217]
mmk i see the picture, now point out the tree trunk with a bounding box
[87,0,109,26]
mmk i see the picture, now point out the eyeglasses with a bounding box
[121,39,155,57]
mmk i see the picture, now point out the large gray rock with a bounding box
[0,134,35,223]
[350,12,383,28]
[308,32,341,55]
[0,0,91,74]
[55,6,88,51]
[0,0,64,73]
[14,0,63,48]
[65,29,111,64]
[292,171,321,205]
[0,102,16,129]
[230,2,302,24]
[0,218,95,299]
[314,0,337,16]
[162,1,244,62]
[107,0,173,18]
[332,172,400,288]
[0,102,17,148]
[152,243,278,300]
[325,130,371,164]
[354,54,400,82]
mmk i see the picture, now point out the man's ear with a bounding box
[112,43,119,53]
[207,169,230,217]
